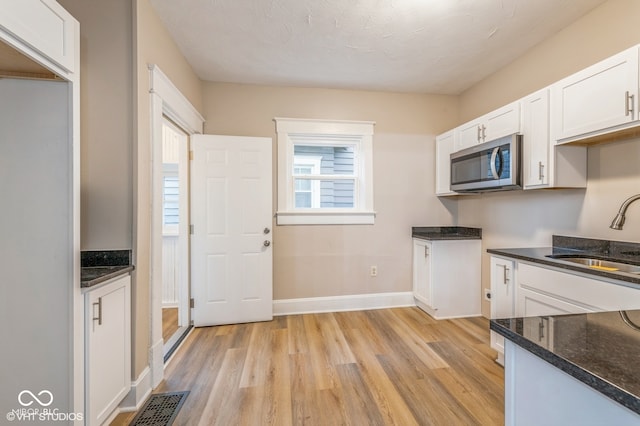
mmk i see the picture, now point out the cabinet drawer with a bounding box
[518,262,640,311]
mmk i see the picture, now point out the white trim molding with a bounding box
[116,367,152,414]
[148,64,204,391]
[149,64,204,134]
[273,292,415,316]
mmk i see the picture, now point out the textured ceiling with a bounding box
[149,0,607,94]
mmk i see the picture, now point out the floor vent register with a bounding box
[129,391,189,426]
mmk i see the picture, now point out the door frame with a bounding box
[149,64,204,387]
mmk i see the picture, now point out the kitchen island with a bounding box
[491,310,640,425]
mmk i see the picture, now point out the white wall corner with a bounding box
[273,292,415,316]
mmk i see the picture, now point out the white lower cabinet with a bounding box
[85,274,131,425]
[412,238,481,319]
[505,341,640,426]
[490,258,640,361]
[489,256,515,364]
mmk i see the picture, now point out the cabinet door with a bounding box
[551,46,639,142]
[86,276,131,426]
[490,256,515,355]
[0,0,77,73]
[435,130,455,195]
[484,101,521,141]
[456,119,482,151]
[522,89,550,188]
[412,239,432,308]
[490,256,516,319]
[518,287,592,317]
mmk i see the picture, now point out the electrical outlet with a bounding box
[484,288,491,301]
[370,265,378,277]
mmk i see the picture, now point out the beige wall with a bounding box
[202,83,458,299]
[57,0,133,250]
[460,0,640,121]
[456,0,640,316]
[133,0,203,376]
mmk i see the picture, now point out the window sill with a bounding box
[276,210,376,225]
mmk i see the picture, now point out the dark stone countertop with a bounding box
[491,310,640,415]
[81,249,134,288]
[487,235,640,287]
[412,226,482,241]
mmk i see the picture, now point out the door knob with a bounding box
[264,227,271,234]
[263,240,271,247]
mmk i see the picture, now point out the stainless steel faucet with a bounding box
[610,194,640,230]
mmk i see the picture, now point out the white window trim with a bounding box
[275,117,376,225]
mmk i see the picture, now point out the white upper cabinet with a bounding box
[550,46,639,143]
[0,0,77,74]
[521,89,587,189]
[455,101,521,151]
[522,89,550,188]
[435,130,456,196]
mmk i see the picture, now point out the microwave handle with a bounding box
[490,147,500,179]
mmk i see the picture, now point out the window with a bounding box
[162,164,179,234]
[275,118,375,225]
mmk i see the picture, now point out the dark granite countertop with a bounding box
[81,249,134,288]
[491,310,640,415]
[487,235,640,287]
[412,226,482,240]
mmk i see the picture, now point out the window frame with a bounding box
[275,118,376,225]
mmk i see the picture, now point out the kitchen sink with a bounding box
[546,255,640,274]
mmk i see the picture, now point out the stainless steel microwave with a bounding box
[450,133,522,192]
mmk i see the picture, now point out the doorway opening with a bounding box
[160,117,191,361]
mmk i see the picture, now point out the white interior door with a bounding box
[191,134,273,326]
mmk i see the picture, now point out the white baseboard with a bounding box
[118,366,152,413]
[273,291,415,316]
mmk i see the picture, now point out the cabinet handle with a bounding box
[477,125,482,142]
[626,91,635,117]
[93,297,102,326]
[503,266,510,285]
[424,246,429,257]
[482,125,486,141]
[538,319,545,340]
[538,161,545,181]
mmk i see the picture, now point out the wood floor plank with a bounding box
[197,347,247,426]
[342,327,420,426]
[335,363,386,426]
[111,309,505,426]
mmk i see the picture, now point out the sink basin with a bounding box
[547,255,640,274]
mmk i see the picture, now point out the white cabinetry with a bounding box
[516,262,640,316]
[521,89,587,189]
[0,0,77,74]
[551,46,639,143]
[505,341,640,426]
[489,256,515,364]
[435,130,456,196]
[412,238,481,319]
[455,101,521,151]
[85,274,132,426]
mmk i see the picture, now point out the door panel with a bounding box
[191,135,273,326]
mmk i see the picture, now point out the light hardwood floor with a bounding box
[112,308,504,425]
[163,307,180,342]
